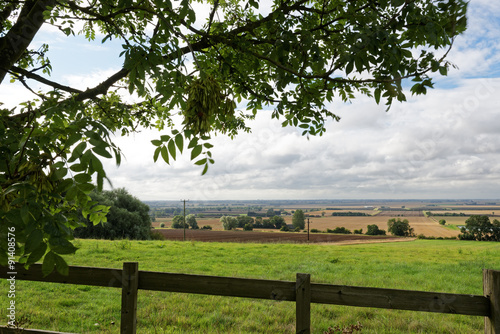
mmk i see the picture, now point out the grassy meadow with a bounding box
[1,239,499,333]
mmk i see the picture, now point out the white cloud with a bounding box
[3,1,500,201]
[100,76,500,200]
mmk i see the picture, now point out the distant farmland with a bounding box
[151,201,500,241]
[155,214,459,238]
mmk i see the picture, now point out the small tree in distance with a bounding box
[387,218,414,237]
[292,210,305,230]
[171,215,188,229]
[270,215,286,229]
[366,225,386,236]
[459,215,500,241]
[266,208,276,217]
[186,214,199,230]
[243,224,253,231]
[221,216,237,230]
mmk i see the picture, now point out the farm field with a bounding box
[304,209,377,216]
[2,239,499,333]
[428,210,498,215]
[308,216,459,238]
[157,215,459,238]
[436,216,469,226]
[155,228,405,244]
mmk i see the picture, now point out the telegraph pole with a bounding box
[181,199,189,241]
[307,218,310,242]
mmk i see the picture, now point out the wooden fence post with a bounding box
[296,273,311,334]
[484,269,500,334]
[121,262,139,334]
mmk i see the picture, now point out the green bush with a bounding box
[387,218,414,237]
[74,188,151,240]
[292,209,305,229]
[327,227,351,234]
[150,231,166,240]
[114,239,132,250]
[171,215,189,229]
[459,216,500,241]
[280,225,289,232]
[186,214,199,229]
[237,215,254,228]
[221,216,237,230]
[354,229,363,234]
[243,223,253,231]
[201,225,212,230]
[159,223,165,228]
[310,228,321,233]
[366,224,386,236]
[270,215,286,229]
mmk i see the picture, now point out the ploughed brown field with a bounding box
[155,228,407,245]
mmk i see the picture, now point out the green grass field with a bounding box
[2,239,499,333]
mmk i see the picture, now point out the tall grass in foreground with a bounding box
[1,239,499,333]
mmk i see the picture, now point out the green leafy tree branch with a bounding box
[0,0,468,274]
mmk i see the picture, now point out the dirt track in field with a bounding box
[155,229,409,245]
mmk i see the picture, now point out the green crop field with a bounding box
[1,239,499,333]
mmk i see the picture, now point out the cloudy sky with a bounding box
[2,1,500,201]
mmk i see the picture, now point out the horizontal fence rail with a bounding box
[1,263,498,333]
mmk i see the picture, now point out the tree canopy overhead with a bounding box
[0,0,467,273]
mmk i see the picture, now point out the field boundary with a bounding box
[1,263,499,334]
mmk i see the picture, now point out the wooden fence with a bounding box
[1,263,499,334]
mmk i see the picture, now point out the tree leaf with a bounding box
[69,142,87,162]
[374,88,381,104]
[188,137,198,149]
[51,167,68,181]
[201,163,209,175]
[56,179,74,193]
[74,173,91,183]
[92,146,112,159]
[70,163,86,172]
[153,146,161,162]
[49,237,78,255]
[191,145,202,160]
[21,205,30,224]
[160,145,170,164]
[175,133,184,153]
[151,139,162,146]
[65,185,78,201]
[26,242,47,265]
[168,139,176,160]
[25,230,44,254]
[77,183,95,193]
[345,61,354,75]
[42,251,56,277]
[54,253,69,276]
[194,158,207,166]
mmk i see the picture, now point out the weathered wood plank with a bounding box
[296,273,311,334]
[0,327,76,333]
[310,283,490,316]
[138,270,296,301]
[484,269,500,334]
[121,262,139,334]
[0,264,491,318]
[0,264,122,288]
